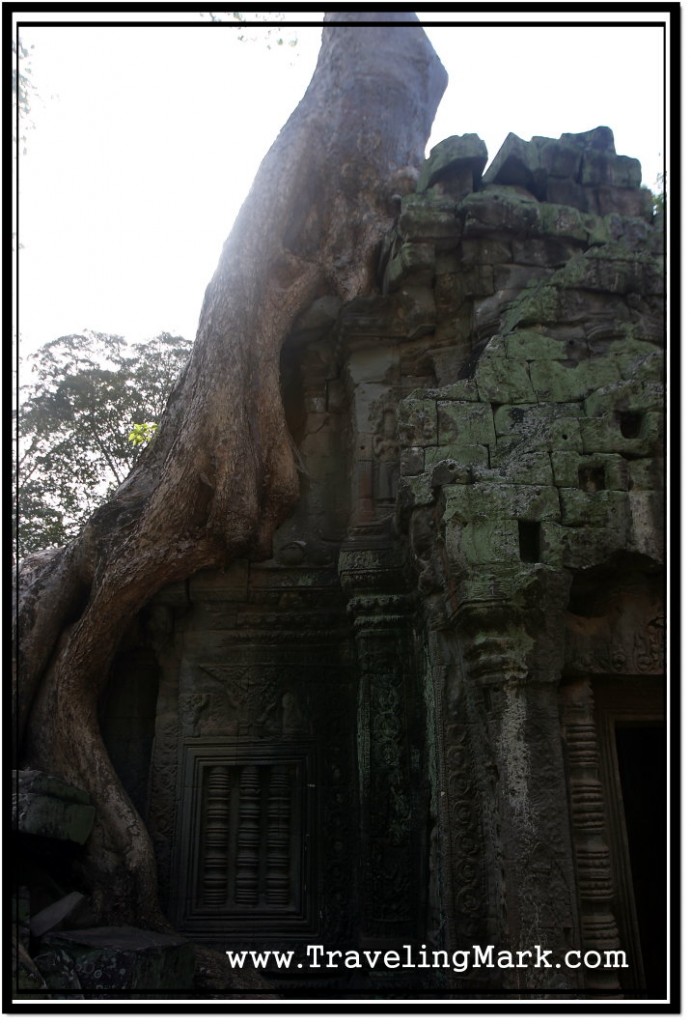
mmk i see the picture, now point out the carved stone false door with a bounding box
[172,741,316,939]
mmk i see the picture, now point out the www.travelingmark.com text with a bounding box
[225,943,627,973]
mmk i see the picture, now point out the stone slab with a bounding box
[486,450,555,485]
[550,451,629,491]
[30,892,87,939]
[558,488,630,530]
[417,134,488,193]
[443,482,561,522]
[437,401,496,446]
[529,357,621,403]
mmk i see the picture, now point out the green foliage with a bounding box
[128,421,158,447]
[12,37,38,153]
[15,330,191,558]
[651,171,665,220]
[200,11,300,47]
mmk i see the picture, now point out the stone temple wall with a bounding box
[98,126,665,996]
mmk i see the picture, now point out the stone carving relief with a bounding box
[191,664,310,739]
[565,584,665,677]
[373,406,400,502]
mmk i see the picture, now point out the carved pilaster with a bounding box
[560,678,622,993]
[339,536,420,942]
[352,591,417,940]
[265,766,291,907]
[429,648,485,952]
[201,766,231,907]
[446,600,578,990]
[457,605,527,951]
[235,766,261,907]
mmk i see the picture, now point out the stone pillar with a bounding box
[422,630,486,953]
[339,537,422,945]
[448,598,580,991]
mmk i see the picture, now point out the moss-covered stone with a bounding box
[626,458,662,491]
[551,244,656,295]
[437,400,496,445]
[580,411,662,457]
[503,284,561,332]
[398,397,438,446]
[550,451,629,491]
[543,178,591,213]
[627,491,664,562]
[580,150,642,189]
[417,133,488,194]
[460,237,513,265]
[532,136,584,179]
[430,459,474,487]
[442,482,561,522]
[529,356,620,403]
[425,444,489,472]
[504,330,573,361]
[559,488,630,529]
[445,517,520,568]
[438,377,480,402]
[539,521,565,566]
[475,355,537,404]
[483,133,585,203]
[602,212,653,249]
[450,564,546,606]
[384,241,436,292]
[398,195,460,248]
[614,347,663,384]
[559,525,626,570]
[435,266,495,310]
[460,186,541,237]
[400,446,425,476]
[511,236,583,268]
[397,472,435,511]
[487,450,555,485]
[535,203,590,242]
[594,185,653,220]
[427,343,473,383]
[493,404,583,455]
[482,133,538,190]
[583,379,664,417]
[560,126,616,153]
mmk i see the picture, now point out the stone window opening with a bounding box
[518,520,541,563]
[619,410,644,439]
[579,465,606,493]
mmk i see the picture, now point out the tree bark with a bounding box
[15,12,447,927]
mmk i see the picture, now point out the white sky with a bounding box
[15,11,669,356]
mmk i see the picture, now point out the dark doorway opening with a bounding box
[615,724,667,998]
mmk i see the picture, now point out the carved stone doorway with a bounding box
[594,678,666,998]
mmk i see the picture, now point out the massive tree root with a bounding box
[14,13,447,929]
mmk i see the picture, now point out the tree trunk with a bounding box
[15,13,447,928]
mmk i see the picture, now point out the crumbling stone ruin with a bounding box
[15,126,665,998]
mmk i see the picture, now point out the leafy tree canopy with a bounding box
[200,10,302,46]
[15,330,191,558]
